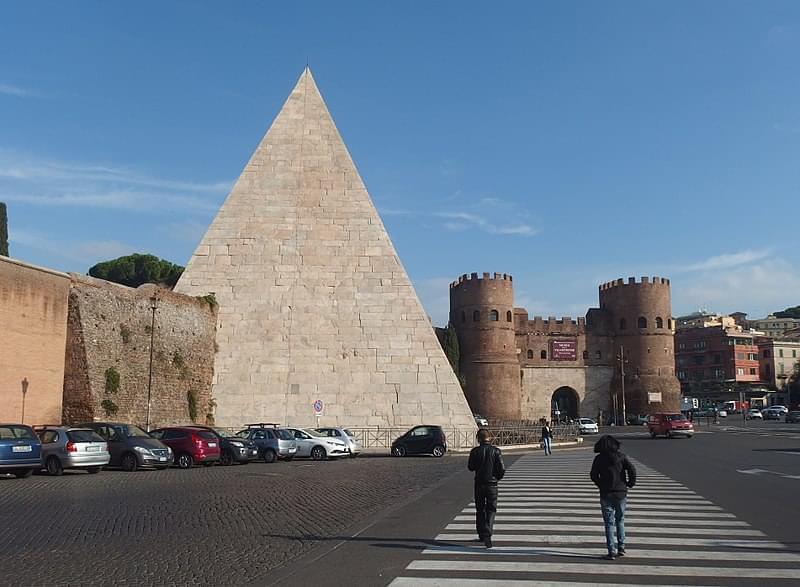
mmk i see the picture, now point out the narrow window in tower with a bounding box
[473,310,480,322]
[656,317,663,329]
[461,311,466,323]
[638,316,647,328]
[540,350,547,359]
[489,309,499,321]
[619,318,627,330]
[506,310,512,322]
[527,350,533,359]
[583,350,589,359]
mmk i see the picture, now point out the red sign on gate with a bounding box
[550,339,577,361]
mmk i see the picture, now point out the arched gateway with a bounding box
[551,386,580,421]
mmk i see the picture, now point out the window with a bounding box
[737,367,745,376]
[779,349,784,358]
[583,350,589,359]
[540,350,547,359]
[40,430,58,444]
[411,427,430,437]
[693,355,704,365]
[655,317,663,329]
[461,311,466,323]
[527,350,533,359]
[596,350,602,359]
[737,353,745,360]
[489,309,499,321]
[506,310,512,322]
[713,354,721,364]
[793,350,797,358]
[638,316,647,329]
[714,369,725,379]
[748,353,758,361]
[749,368,756,375]
[619,318,627,330]
[473,310,480,322]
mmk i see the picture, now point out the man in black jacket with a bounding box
[468,428,505,548]
[590,434,637,560]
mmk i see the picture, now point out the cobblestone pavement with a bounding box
[0,455,466,586]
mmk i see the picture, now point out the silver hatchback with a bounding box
[36,426,110,475]
[315,427,361,458]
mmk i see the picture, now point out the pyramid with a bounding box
[176,68,477,432]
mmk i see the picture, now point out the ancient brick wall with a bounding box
[62,275,216,428]
[0,257,70,425]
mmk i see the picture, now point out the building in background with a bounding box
[748,315,800,338]
[758,338,800,406]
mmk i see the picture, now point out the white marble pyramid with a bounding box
[176,68,476,431]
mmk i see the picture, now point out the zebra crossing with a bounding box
[388,451,797,586]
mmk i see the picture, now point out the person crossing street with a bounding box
[467,428,505,548]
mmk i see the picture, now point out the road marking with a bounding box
[451,515,749,526]
[458,507,735,517]
[470,502,725,511]
[443,523,763,536]
[391,579,720,587]
[737,467,800,480]
[434,533,785,548]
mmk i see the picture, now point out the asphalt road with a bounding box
[277,425,800,586]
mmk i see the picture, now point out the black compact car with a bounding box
[193,426,259,465]
[391,425,447,458]
[78,422,172,471]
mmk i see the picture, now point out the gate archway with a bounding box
[551,386,580,422]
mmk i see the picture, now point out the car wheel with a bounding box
[310,446,327,461]
[284,455,294,462]
[686,434,693,439]
[86,467,101,474]
[220,450,234,466]
[650,431,656,439]
[348,452,358,459]
[432,445,446,458]
[177,453,194,469]
[121,453,139,472]
[46,456,64,476]
[13,468,34,479]
[263,449,277,464]
[666,430,672,439]
[392,445,406,457]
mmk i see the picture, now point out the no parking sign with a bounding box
[313,399,324,416]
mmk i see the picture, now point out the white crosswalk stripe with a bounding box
[388,451,794,586]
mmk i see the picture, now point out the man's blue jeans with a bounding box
[542,437,552,455]
[600,495,626,555]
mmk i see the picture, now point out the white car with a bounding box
[285,427,349,460]
[577,418,599,435]
[770,405,788,414]
[745,409,763,420]
[315,427,361,458]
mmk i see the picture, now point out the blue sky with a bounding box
[2,2,799,325]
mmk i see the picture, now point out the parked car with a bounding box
[236,424,297,463]
[79,422,172,471]
[0,424,42,478]
[391,425,447,457]
[315,427,361,458]
[473,414,489,427]
[577,418,599,435]
[762,408,783,420]
[745,409,763,420]
[770,405,788,414]
[785,411,800,424]
[647,413,694,438]
[193,426,259,465]
[36,426,109,475]
[149,426,221,468]
[626,414,648,426]
[285,427,348,460]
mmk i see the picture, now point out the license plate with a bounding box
[86,445,101,452]
[208,442,217,448]
[12,445,32,453]
[159,457,167,462]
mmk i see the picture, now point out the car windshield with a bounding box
[68,429,104,443]
[0,425,36,440]
[119,425,151,438]
[210,427,230,437]
[343,429,355,437]
[275,429,294,440]
[579,419,595,424]
[667,414,687,421]
[303,429,324,437]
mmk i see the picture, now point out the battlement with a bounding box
[599,276,670,291]
[523,315,586,334]
[450,272,513,289]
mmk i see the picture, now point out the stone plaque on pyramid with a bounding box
[176,68,476,432]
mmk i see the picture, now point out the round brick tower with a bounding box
[599,276,681,416]
[449,272,520,422]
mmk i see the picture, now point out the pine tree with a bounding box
[442,322,463,385]
[0,202,8,256]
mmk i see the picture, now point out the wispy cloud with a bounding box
[0,149,230,213]
[436,211,538,237]
[10,227,135,265]
[0,83,44,98]
[682,249,771,272]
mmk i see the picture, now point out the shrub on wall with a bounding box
[101,399,119,417]
[104,367,120,394]
[0,202,8,257]
[119,324,131,344]
[187,388,199,422]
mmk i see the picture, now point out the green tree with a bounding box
[775,306,800,319]
[0,202,8,257]
[442,322,462,384]
[88,254,184,288]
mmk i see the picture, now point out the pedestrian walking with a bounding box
[590,434,637,560]
[541,421,553,455]
[467,428,505,548]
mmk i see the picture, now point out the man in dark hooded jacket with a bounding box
[590,434,636,560]
[468,428,505,548]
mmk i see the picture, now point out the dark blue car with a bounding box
[0,424,42,478]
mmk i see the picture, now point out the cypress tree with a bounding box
[0,202,8,257]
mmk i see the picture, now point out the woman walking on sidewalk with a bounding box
[541,421,553,455]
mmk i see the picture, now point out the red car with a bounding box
[648,413,694,439]
[150,426,221,468]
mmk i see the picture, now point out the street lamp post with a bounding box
[21,378,29,423]
[145,295,159,432]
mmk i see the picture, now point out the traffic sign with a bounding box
[313,399,324,415]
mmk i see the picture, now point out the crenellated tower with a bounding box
[449,272,520,421]
[599,276,681,415]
